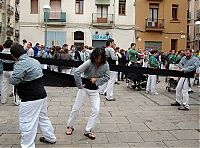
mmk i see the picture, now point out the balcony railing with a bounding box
[0,22,2,33]
[187,11,191,20]
[44,11,66,24]
[6,26,14,36]
[15,30,20,37]
[7,5,14,15]
[16,0,19,4]
[196,9,200,20]
[0,0,2,9]
[145,18,164,32]
[92,13,114,27]
[15,11,20,21]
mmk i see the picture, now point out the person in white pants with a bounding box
[99,38,118,101]
[1,39,19,105]
[66,47,110,140]
[146,49,159,95]
[171,49,199,111]
[9,44,56,147]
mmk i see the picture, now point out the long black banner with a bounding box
[0,53,195,79]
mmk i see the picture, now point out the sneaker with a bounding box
[171,101,181,106]
[178,106,189,111]
[106,98,116,101]
[188,90,193,94]
[39,137,56,144]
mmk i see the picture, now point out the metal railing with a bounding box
[196,9,200,20]
[44,11,66,22]
[15,30,20,37]
[187,11,191,20]
[15,11,20,21]
[16,0,19,4]
[6,26,14,35]
[0,0,2,9]
[7,5,14,15]
[145,18,164,30]
[92,13,114,25]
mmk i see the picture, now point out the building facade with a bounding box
[0,0,20,44]
[135,0,187,52]
[188,0,200,50]
[19,0,135,49]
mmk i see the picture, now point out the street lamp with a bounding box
[43,5,51,49]
[195,21,200,50]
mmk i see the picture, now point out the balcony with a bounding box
[15,30,20,37]
[16,0,19,4]
[0,22,2,33]
[7,5,14,15]
[6,26,14,36]
[92,13,114,28]
[44,11,66,26]
[196,9,200,20]
[15,11,20,22]
[0,0,2,9]
[187,11,191,20]
[145,19,164,32]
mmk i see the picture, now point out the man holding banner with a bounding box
[171,49,199,111]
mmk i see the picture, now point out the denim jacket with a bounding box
[10,54,43,86]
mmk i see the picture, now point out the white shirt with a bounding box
[26,48,34,57]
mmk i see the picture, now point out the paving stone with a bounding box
[0,134,20,145]
[145,121,180,131]
[129,141,167,147]
[91,143,129,148]
[163,139,200,148]
[0,81,199,147]
[0,124,20,134]
[99,117,115,124]
[175,120,200,129]
[106,132,143,143]
[138,131,177,142]
[0,145,13,148]
[169,130,200,140]
[95,124,119,133]
[117,123,151,132]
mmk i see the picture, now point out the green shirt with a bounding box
[168,54,176,64]
[149,55,159,68]
[128,49,138,62]
[176,54,182,64]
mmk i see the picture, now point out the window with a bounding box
[119,0,126,15]
[148,3,159,21]
[31,0,38,14]
[172,4,178,20]
[76,0,84,14]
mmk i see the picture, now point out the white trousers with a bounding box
[67,88,100,131]
[176,78,190,108]
[105,71,117,100]
[19,98,56,148]
[146,75,157,94]
[99,82,108,95]
[1,71,14,104]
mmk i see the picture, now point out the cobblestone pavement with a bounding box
[0,77,199,148]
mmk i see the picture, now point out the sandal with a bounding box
[84,130,96,140]
[66,127,74,135]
